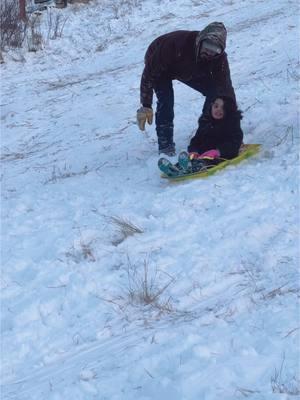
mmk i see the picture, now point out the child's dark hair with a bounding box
[212,96,243,119]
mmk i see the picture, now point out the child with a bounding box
[188,96,243,160]
[158,96,243,176]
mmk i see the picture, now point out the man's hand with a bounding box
[137,106,153,131]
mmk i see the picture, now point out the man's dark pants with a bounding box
[153,78,217,151]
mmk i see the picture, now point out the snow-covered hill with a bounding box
[1,0,300,399]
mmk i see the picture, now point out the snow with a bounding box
[1,0,300,398]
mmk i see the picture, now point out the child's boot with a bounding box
[178,151,191,171]
[158,158,180,177]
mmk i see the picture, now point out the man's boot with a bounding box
[157,125,176,156]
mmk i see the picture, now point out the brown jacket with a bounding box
[140,25,235,106]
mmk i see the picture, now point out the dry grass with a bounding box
[235,387,261,397]
[97,256,176,317]
[125,257,175,313]
[271,354,300,395]
[287,61,300,82]
[65,237,96,263]
[262,284,300,300]
[107,216,144,246]
[273,125,295,147]
[45,164,90,184]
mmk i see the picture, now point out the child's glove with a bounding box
[137,106,153,131]
[199,149,220,159]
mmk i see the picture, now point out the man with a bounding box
[137,22,236,156]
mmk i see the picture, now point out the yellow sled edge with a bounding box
[161,144,261,182]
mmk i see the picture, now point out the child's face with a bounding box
[211,98,225,120]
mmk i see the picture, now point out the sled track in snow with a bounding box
[1,276,246,399]
[2,333,144,399]
[228,8,288,32]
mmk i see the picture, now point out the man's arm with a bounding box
[140,37,175,107]
[211,53,236,102]
[140,64,155,107]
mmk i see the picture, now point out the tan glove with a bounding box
[137,106,153,131]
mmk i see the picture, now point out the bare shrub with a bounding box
[68,0,92,3]
[46,8,68,40]
[108,0,141,19]
[27,13,43,52]
[0,2,68,53]
[54,0,68,8]
[0,0,27,50]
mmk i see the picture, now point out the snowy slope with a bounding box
[1,0,300,399]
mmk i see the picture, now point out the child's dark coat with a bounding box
[187,111,243,159]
